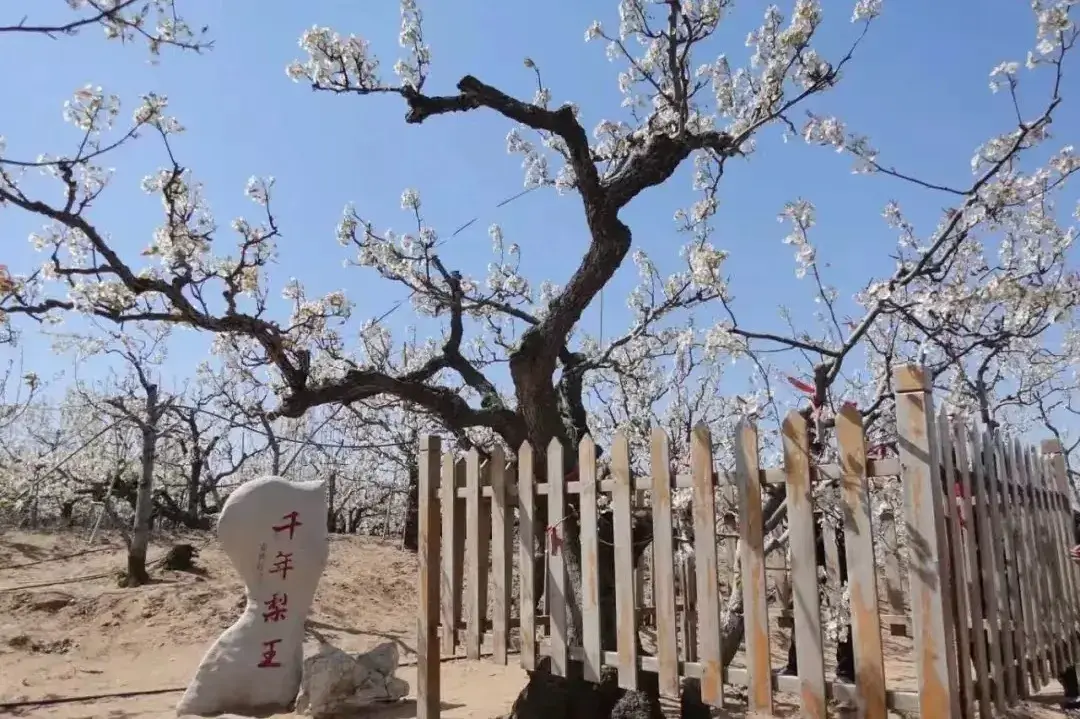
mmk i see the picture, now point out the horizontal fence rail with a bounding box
[415,364,1080,719]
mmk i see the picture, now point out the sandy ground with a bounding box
[0,529,1075,718]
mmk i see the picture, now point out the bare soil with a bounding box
[0,530,1074,718]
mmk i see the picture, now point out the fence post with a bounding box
[893,364,960,719]
[417,434,442,719]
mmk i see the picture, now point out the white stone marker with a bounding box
[177,477,328,717]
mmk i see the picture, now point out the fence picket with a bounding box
[1035,448,1072,674]
[490,447,512,665]
[970,427,1007,710]
[578,435,603,684]
[734,419,772,714]
[993,435,1024,698]
[893,366,960,719]
[465,450,490,661]
[937,408,973,717]
[545,438,568,677]
[984,430,1020,701]
[649,428,680,698]
[836,406,887,719]
[440,451,462,655]
[1044,441,1080,665]
[517,442,537,672]
[680,555,698,662]
[1004,440,1033,694]
[954,419,993,716]
[880,506,906,615]
[691,423,724,707]
[782,410,826,719]
[612,432,639,690]
[1019,444,1049,688]
[417,435,442,719]
[1038,450,1064,676]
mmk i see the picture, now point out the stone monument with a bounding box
[177,476,328,717]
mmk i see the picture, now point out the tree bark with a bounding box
[402,459,420,552]
[507,504,667,719]
[326,471,337,533]
[126,384,159,587]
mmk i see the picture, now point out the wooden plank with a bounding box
[455,458,904,499]
[1043,440,1080,665]
[635,487,648,619]
[879,504,907,615]
[612,432,639,690]
[1004,440,1033,693]
[1048,448,1078,668]
[1033,451,1061,677]
[954,419,993,715]
[578,435,603,684]
[649,428,680,698]
[995,435,1025,699]
[546,438,568,677]
[1042,448,1078,666]
[452,461,466,644]
[1014,442,1047,690]
[417,435,442,719]
[1028,451,1055,674]
[969,427,1007,710]
[490,448,512,665]
[936,408,973,717]
[893,364,960,719]
[517,442,537,672]
[691,423,724,707]
[782,410,826,719]
[680,555,698,662]
[721,484,737,589]
[440,451,460,655]
[1034,448,1072,674]
[465,451,490,661]
[985,431,1019,696]
[836,406,887,719]
[734,419,772,715]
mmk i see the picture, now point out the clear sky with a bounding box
[1,0,1076,406]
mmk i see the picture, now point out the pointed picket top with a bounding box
[547,436,564,476]
[466,446,482,470]
[651,425,670,447]
[650,427,673,489]
[611,431,631,477]
[578,434,597,476]
[781,409,809,461]
[734,414,760,442]
[692,421,712,447]
[491,444,507,478]
[518,439,534,466]
[734,417,758,468]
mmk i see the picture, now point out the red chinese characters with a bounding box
[262,592,288,623]
[269,551,294,580]
[272,511,303,540]
[257,639,282,668]
[258,511,303,668]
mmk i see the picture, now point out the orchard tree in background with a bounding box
[58,322,176,585]
[2,0,1080,716]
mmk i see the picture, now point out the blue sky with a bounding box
[1,0,1076,408]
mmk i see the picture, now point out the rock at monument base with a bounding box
[176,476,328,717]
[295,641,410,717]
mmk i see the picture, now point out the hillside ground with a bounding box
[0,529,1075,718]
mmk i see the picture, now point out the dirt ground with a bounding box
[0,529,1075,718]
